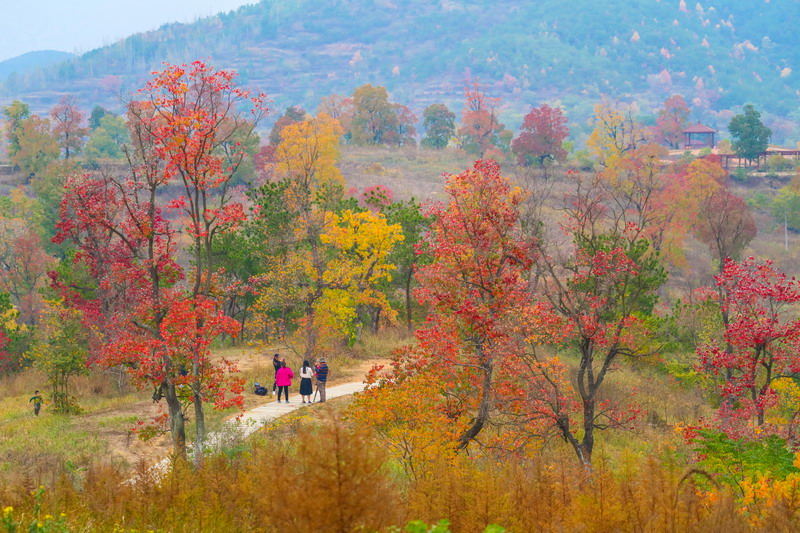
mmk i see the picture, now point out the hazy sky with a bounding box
[0,0,256,62]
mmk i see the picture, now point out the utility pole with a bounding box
[785,211,789,251]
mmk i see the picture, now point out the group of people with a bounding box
[254,354,329,404]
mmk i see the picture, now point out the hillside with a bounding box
[2,0,798,139]
[0,50,75,80]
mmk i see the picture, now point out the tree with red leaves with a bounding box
[415,160,535,448]
[50,95,89,159]
[698,258,800,437]
[511,104,569,167]
[0,228,54,326]
[655,95,690,149]
[54,61,267,464]
[693,189,757,272]
[532,174,667,466]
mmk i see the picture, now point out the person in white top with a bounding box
[299,360,315,404]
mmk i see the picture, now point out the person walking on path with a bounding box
[271,353,282,396]
[299,360,314,403]
[29,390,43,416]
[315,357,329,403]
[275,361,294,403]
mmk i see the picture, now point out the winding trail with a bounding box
[221,381,367,440]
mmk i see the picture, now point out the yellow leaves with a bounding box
[767,377,800,426]
[351,370,464,477]
[587,102,648,168]
[249,208,403,348]
[0,305,22,334]
[272,112,345,192]
[321,209,404,286]
[315,209,404,338]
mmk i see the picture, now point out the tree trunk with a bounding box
[193,369,205,468]
[457,347,493,449]
[163,380,187,458]
[371,306,381,333]
[305,302,318,359]
[239,300,249,342]
[580,395,595,467]
[405,267,414,332]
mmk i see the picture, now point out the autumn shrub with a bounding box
[403,449,752,532]
[1,414,402,533]
[13,429,800,531]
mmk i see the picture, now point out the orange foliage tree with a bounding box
[457,81,511,158]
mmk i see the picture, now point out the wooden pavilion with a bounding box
[683,123,716,149]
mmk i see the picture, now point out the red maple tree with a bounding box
[698,258,800,437]
[511,104,569,167]
[368,161,572,453]
[54,62,266,463]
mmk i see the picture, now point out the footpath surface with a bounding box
[142,381,367,477]
[140,381,366,480]
[224,381,366,440]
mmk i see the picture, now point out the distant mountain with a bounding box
[2,0,799,140]
[0,50,75,80]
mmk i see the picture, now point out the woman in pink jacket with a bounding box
[275,361,294,403]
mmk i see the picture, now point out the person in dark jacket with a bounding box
[315,357,329,403]
[29,390,43,416]
[271,353,282,396]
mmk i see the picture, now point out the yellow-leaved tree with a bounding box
[317,209,403,343]
[247,113,403,355]
[587,101,649,169]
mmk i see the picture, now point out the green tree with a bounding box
[421,104,455,149]
[1,100,30,159]
[350,84,398,145]
[27,300,89,413]
[84,114,130,163]
[728,104,771,163]
[88,105,111,130]
[384,198,429,330]
[32,159,83,253]
[772,184,800,231]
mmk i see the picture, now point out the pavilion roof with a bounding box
[683,122,717,134]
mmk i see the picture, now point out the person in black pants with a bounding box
[271,353,282,396]
[275,361,294,403]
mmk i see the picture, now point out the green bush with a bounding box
[732,167,749,183]
[765,154,794,172]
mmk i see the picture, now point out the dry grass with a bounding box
[340,144,476,201]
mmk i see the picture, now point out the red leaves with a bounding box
[698,258,800,438]
[416,160,534,332]
[655,94,690,148]
[53,61,268,440]
[511,104,569,166]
